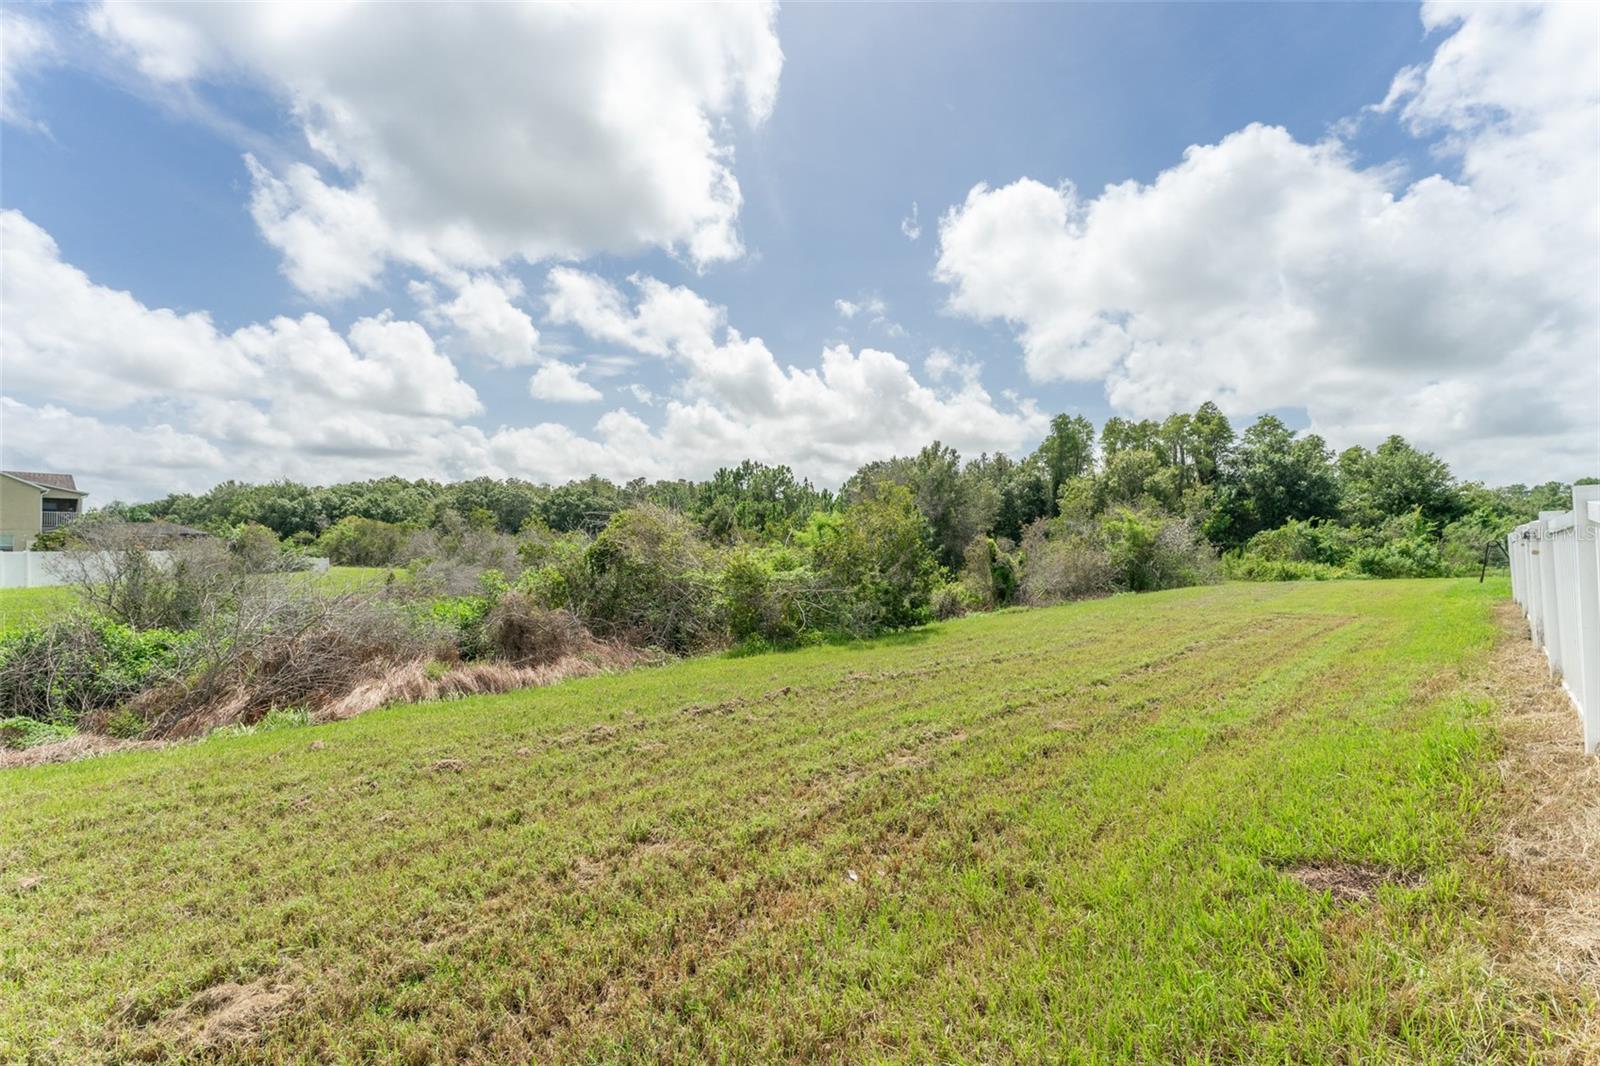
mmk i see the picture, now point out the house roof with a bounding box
[2,470,85,494]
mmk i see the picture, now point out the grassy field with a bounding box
[0,585,75,636]
[0,579,1583,1062]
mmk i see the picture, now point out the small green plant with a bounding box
[257,706,311,732]
[0,716,76,749]
[102,707,147,739]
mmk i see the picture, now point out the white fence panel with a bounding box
[0,550,327,589]
[1509,486,1600,753]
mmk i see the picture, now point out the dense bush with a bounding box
[1221,555,1348,582]
[230,522,292,571]
[1350,537,1446,579]
[0,716,77,749]
[127,593,445,738]
[481,594,594,666]
[315,516,414,567]
[1240,519,1353,566]
[958,535,1020,610]
[805,485,940,632]
[720,546,823,643]
[575,505,725,652]
[1018,520,1115,606]
[1099,509,1218,593]
[0,616,192,722]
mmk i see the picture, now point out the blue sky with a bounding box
[1,2,1595,501]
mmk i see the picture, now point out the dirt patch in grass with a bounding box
[1282,861,1419,904]
[1486,600,1600,1057]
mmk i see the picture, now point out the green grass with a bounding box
[0,585,75,636]
[0,579,1564,1062]
[307,564,400,592]
[0,567,388,638]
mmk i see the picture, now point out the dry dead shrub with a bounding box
[1019,520,1115,606]
[115,593,443,738]
[483,594,595,665]
[55,519,293,630]
[316,648,645,723]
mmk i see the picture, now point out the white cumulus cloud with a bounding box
[544,270,1045,482]
[411,274,540,368]
[90,2,784,299]
[529,362,602,404]
[1,209,491,497]
[934,0,1599,483]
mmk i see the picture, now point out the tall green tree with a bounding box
[1033,414,1096,516]
[1337,436,1464,529]
[1208,415,1339,546]
[1188,402,1235,487]
[844,443,997,569]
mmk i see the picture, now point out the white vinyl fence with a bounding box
[0,550,329,589]
[1507,485,1600,754]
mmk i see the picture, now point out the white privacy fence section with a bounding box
[1507,485,1600,754]
[0,551,135,588]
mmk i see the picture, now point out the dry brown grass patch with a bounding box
[0,733,164,769]
[152,974,296,1052]
[1484,601,1600,1058]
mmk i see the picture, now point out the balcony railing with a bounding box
[40,511,78,532]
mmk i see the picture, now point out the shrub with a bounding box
[314,516,413,567]
[720,546,822,644]
[424,594,496,659]
[930,582,970,620]
[1221,555,1347,581]
[1350,537,1446,579]
[49,522,240,630]
[806,486,939,633]
[1018,520,1115,606]
[1347,509,1448,578]
[0,615,193,723]
[1241,519,1353,566]
[231,522,287,572]
[128,593,445,737]
[406,514,523,595]
[959,535,1020,609]
[1100,509,1218,592]
[0,716,76,750]
[576,505,724,652]
[482,593,594,665]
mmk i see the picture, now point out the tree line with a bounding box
[106,403,1585,586]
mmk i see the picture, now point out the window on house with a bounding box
[42,499,78,512]
[0,534,14,552]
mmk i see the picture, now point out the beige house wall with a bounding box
[0,477,43,550]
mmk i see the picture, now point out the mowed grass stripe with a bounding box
[0,578,1566,1063]
[587,615,1377,1060]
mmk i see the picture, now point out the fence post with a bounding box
[1537,512,1564,677]
[1508,532,1521,606]
[1524,523,1543,637]
[1572,486,1600,754]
